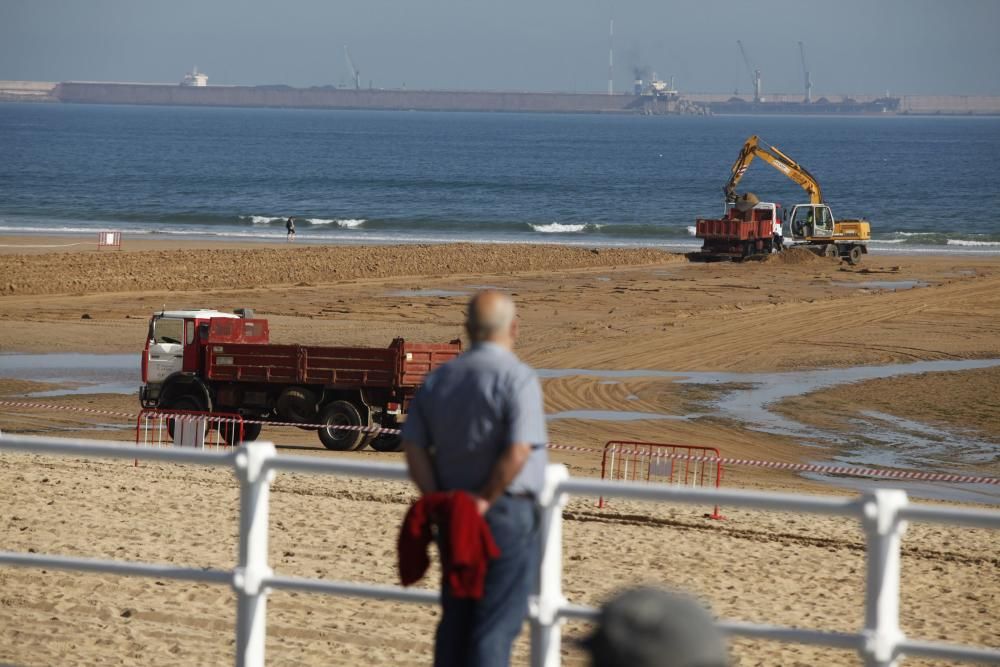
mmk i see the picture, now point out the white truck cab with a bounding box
[141,309,240,405]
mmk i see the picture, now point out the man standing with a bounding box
[772,214,784,252]
[285,216,295,241]
[403,290,548,667]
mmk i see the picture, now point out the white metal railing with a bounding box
[0,435,998,667]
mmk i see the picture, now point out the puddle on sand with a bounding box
[28,382,138,398]
[831,280,928,290]
[0,353,138,397]
[540,359,1000,503]
[385,289,471,298]
[801,470,1000,505]
[542,359,1000,431]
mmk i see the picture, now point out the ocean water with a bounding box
[2,102,999,252]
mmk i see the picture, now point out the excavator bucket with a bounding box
[734,192,759,213]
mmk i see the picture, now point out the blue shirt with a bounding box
[401,342,549,496]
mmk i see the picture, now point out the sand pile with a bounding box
[0,244,676,297]
[764,246,827,265]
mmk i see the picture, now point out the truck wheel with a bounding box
[847,245,863,265]
[370,433,403,453]
[217,420,262,446]
[163,394,207,442]
[216,420,242,447]
[318,400,366,451]
[277,387,318,423]
[823,243,838,258]
[241,422,263,442]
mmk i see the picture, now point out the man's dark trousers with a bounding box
[434,495,539,667]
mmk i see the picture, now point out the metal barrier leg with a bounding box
[233,441,276,667]
[860,490,908,667]
[530,464,570,667]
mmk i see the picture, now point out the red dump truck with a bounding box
[140,309,461,451]
[694,201,782,260]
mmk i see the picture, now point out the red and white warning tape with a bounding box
[139,409,403,435]
[602,446,1000,486]
[0,400,135,419]
[0,400,399,435]
[2,400,997,486]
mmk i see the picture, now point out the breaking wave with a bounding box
[947,239,1000,247]
[336,219,366,228]
[529,222,602,233]
[306,218,366,228]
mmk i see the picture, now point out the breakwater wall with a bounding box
[54,82,696,114]
[684,92,1000,115]
[3,81,996,115]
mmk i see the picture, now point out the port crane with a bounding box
[737,40,762,103]
[344,46,361,90]
[798,41,812,104]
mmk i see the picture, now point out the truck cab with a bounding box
[140,309,249,407]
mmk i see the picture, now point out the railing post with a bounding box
[860,490,909,667]
[232,441,276,667]
[530,463,570,667]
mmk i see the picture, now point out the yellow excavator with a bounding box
[723,135,871,264]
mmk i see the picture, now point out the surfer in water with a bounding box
[286,217,295,242]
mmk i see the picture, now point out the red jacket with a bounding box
[398,491,500,599]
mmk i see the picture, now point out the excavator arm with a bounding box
[724,135,823,206]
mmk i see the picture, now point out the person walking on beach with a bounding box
[402,290,548,667]
[285,216,295,241]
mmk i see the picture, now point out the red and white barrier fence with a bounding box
[136,408,245,449]
[97,231,121,250]
[599,441,724,518]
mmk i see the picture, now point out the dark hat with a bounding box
[584,587,728,667]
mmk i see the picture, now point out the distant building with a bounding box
[180,67,208,87]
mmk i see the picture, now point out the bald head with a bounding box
[466,290,518,347]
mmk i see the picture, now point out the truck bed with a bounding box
[205,338,461,388]
[696,217,773,241]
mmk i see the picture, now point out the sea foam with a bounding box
[947,239,1000,246]
[336,219,366,229]
[305,218,366,228]
[246,215,279,224]
[530,222,602,233]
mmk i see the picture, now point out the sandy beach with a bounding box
[1,237,999,666]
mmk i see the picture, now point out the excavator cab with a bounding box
[790,204,834,240]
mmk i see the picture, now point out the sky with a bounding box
[1,0,999,96]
